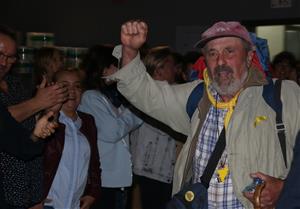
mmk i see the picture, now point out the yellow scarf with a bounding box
[203,69,241,129]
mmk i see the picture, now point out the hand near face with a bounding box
[243,172,284,209]
[121,20,148,50]
[35,77,68,110]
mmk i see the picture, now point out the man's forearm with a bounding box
[121,46,139,67]
[8,97,43,122]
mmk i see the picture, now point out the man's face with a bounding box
[203,37,253,97]
[0,34,17,81]
[273,60,293,80]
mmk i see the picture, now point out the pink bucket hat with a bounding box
[195,21,254,48]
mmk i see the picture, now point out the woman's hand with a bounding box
[32,111,58,140]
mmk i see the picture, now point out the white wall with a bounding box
[256,26,285,60]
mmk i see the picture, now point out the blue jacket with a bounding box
[79,90,142,187]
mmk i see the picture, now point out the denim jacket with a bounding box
[79,90,142,187]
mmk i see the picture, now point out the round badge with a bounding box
[185,191,195,202]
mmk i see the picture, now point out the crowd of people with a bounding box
[0,19,299,209]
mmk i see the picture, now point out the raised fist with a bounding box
[121,20,148,51]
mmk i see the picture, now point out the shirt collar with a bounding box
[59,110,82,130]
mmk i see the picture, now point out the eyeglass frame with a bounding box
[0,51,17,64]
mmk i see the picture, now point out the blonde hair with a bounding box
[34,47,64,84]
[143,46,172,76]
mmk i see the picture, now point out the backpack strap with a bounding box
[263,78,287,168]
[186,82,204,119]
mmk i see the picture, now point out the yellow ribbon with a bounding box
[203,69,240,129]
[254,116,267,127]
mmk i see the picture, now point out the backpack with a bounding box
[186,78,287,167]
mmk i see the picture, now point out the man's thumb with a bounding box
[250,172,268,181]
[39,76,47,88]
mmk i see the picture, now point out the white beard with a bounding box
[211,69,248,97]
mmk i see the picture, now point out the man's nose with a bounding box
[68,86,76,93]
[68,86,75,92]
[217,52,226,66]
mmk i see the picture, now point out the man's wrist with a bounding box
[123,46,138,56]
[122,46,138,66]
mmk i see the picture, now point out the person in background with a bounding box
[272,51,297,82]
[0,104,57,158]
[33,46,65,86]
[0,24,68,209]
[0,102,58,208]
[78,45,142,209]
[34,69,101,209]
[276,131,300,209]
[183,50,201,81]
[172,51,188,84]
[106,20,300,209]
[130,46,179,209]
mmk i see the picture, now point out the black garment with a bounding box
[0,102,43,209]
[276,132,300,209]
[91,187,129,209]
[101,83,131,109]
[135,175,172,209]
[0,74,43,208]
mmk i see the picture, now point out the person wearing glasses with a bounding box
[0,25,68,209]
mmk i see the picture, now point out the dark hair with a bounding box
[172,52,189,84]
[272,51,297,68]
[183,51,201,64]
[80,45,118,91]
[0,25,17,43]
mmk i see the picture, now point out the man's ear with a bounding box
[247,50,255,68]
[153,68,162,80]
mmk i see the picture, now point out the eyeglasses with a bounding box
[0,51,17,64]
[205,47,237,62]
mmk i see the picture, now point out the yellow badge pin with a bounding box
[185,191,195,202]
